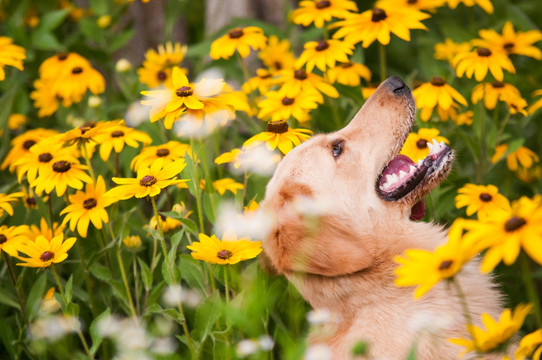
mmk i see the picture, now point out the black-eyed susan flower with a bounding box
[137,42,188,88]
[210,27,267,60]
[529,89,542,115]
[215,148,243,169]
[7,114,28,131]
[244,120,313,155]
[59,120,121,149]
[362,83,378,99]
[94,120,152,161]
[516,329,542,360]
[394,220,476,298]
[516,165,542,185]
[147,203,190,232]
[0,37,25,81]
[22,187,38,210]
[376,0,446,11]
[131,140,191,172]
[291,0,358,28]
[187,232,262,265]
[447,0,493,13]
[278,68,339,102]
[453,46,515,82]
[123,235,142,249]
[60,176,116,238]
[399,128,449,162]
[463,196,542,271]
[413,77,468,122]
[504,92,528,116]
[491,144,539,172]
[30,78,66,117]
[0,225,29,257]
[433,38,472,64]
[213,178,244,196]
[474,21,542,60]
[31,158,93,197]
[471,81,522,110]
[296,39,353,72]
[16,234,76,268]
[0,192,23,217]
[257,90,320,123]
[242,68,276,95]
[26,217,64,242]
[326,62,371,86]
[1,128,59,172]
[454,110,473,126]
[455,184,510,220]
[258,36,296,72]
[106,158,187,199]
[331,6,430,48]
[450,304,532,357]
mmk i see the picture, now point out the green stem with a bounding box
[379,43,386,83]
[132,253,140,316]
[450,277,480,352]
[75,241,97,317]
[3,253,30,332]
[189,139,205,232]
[51,264,94,360]
[115,246,138,319]
[224,266,230,305]
[519,252,542,328]
[237,54,250,83]
[82,144,96,183]
[47,196,54,230]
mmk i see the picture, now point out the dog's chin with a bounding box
[376,142,454,220]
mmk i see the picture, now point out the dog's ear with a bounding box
[262,188,373,277]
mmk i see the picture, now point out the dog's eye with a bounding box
[331,140,344,158]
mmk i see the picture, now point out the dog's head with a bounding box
[261,76,454,277]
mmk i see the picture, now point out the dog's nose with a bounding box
[387,76,408,94]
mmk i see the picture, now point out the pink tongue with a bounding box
[410,199,426,221]
[379,155,415,186]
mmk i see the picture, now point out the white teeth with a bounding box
[399,170,408,179]
[385,174,394,183]
[418,159,424,166]
[427,142,434,153]
[432,139,439,147]
[440,141,446,147]
[409,165,417,173]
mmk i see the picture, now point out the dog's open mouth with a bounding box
[376,139,453,220]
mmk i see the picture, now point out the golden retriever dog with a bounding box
[261,77,504,359]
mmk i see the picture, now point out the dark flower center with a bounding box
[26,197,37,207]
[217,249,233,260]
[504,216,526,232]
[339,62,353,68]
[156,148,170,157]
[439,260,453,270]
[274,61,283,70]
[416,139,428,149]
[72,66,83,74]
[83,198,97,210]
[259,72,272,79]
[23,140,37,150]
[407,0,418,3]
[52,161,71,173]
[79,122,96,135]
[294,69,308,80]
[371,8,387,22]
[0,234,6,244]
[491,81,505,88]
[479,193,492,202]
[140,175,157,187]
[111,130,124,138]
[430,76,446,87]
[176,86,193,97]
[38,153,53,163]
[281,97,295,106]
[157,71,167,81]
[315,0,331,9]
[477,48,492,57]
[228,28,244,39]
[40,251,54,262]
[315,40,329,51]
[503,42,515,51]
[57,53,69,61]
[266,121,289,134]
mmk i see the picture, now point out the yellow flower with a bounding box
[131,141,191,172]
[30,78,66,117]
[60,120,121,149]
[516,165,542,184]
[446,0,493,13]
[8,114,28,131]
[213,178,244,196]
[326,62,371,86]
[463,196,542,272]
[148,203,190,232]
[258,36,296,72]
[41,287,61,313]
[242,68,276,95]
[473,21,542,59]
[291,0,358,28]
[491,144,540,171]
[516,329,542,360]
[376,0,446,11]
[0,37,26,80]
[0,192,23,217]
[94,120,152,161]
[22,187,38,210]
[453,46,515,82]
[137,42,188,88]
[449,304,533,357]
[454,110,473,126]
[413,77,467,121]
[471,81,522,110]
[0,225,29,257]
[31,159,93,197]
[123,235,142,249]
[210,26,267,60]
[16,234,77,268]
[187,232,262,265]
[296,39,353,72]
[1,128,59,172]
[394,220,476,298]
[106,158,187,199]
[244,121,313,155]
[399,128,449,162]
[504,92,528,116]
[528,89,542,115]
[362,83,378,99]
[434,38,472,63]
[455,184,511,220]
[277,68,339,102]
[331,6,430,48]
[97,15,111,28]
[60,176,116,238]
[257,90,320,123]
[215,148,244,169]
[26,218,64,242]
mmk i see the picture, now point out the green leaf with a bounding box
[138,257,153,291]
[26,272,47,321]
[0,288,18,309]
[65,275,74,304]
[0,321,16,359]
[31,31,63,51]
[110,30,135,52]
[89,264,113,283]
[79,18,102,42]
[65,302,80,317]
[505,138,525,156]
[179,255,207,291]
[38,9,69,31]
[162,259,181,285]
[194,291,222,341]
[178,218,199,237]
[89,308,111,356]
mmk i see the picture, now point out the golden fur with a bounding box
[261,77,504,359]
